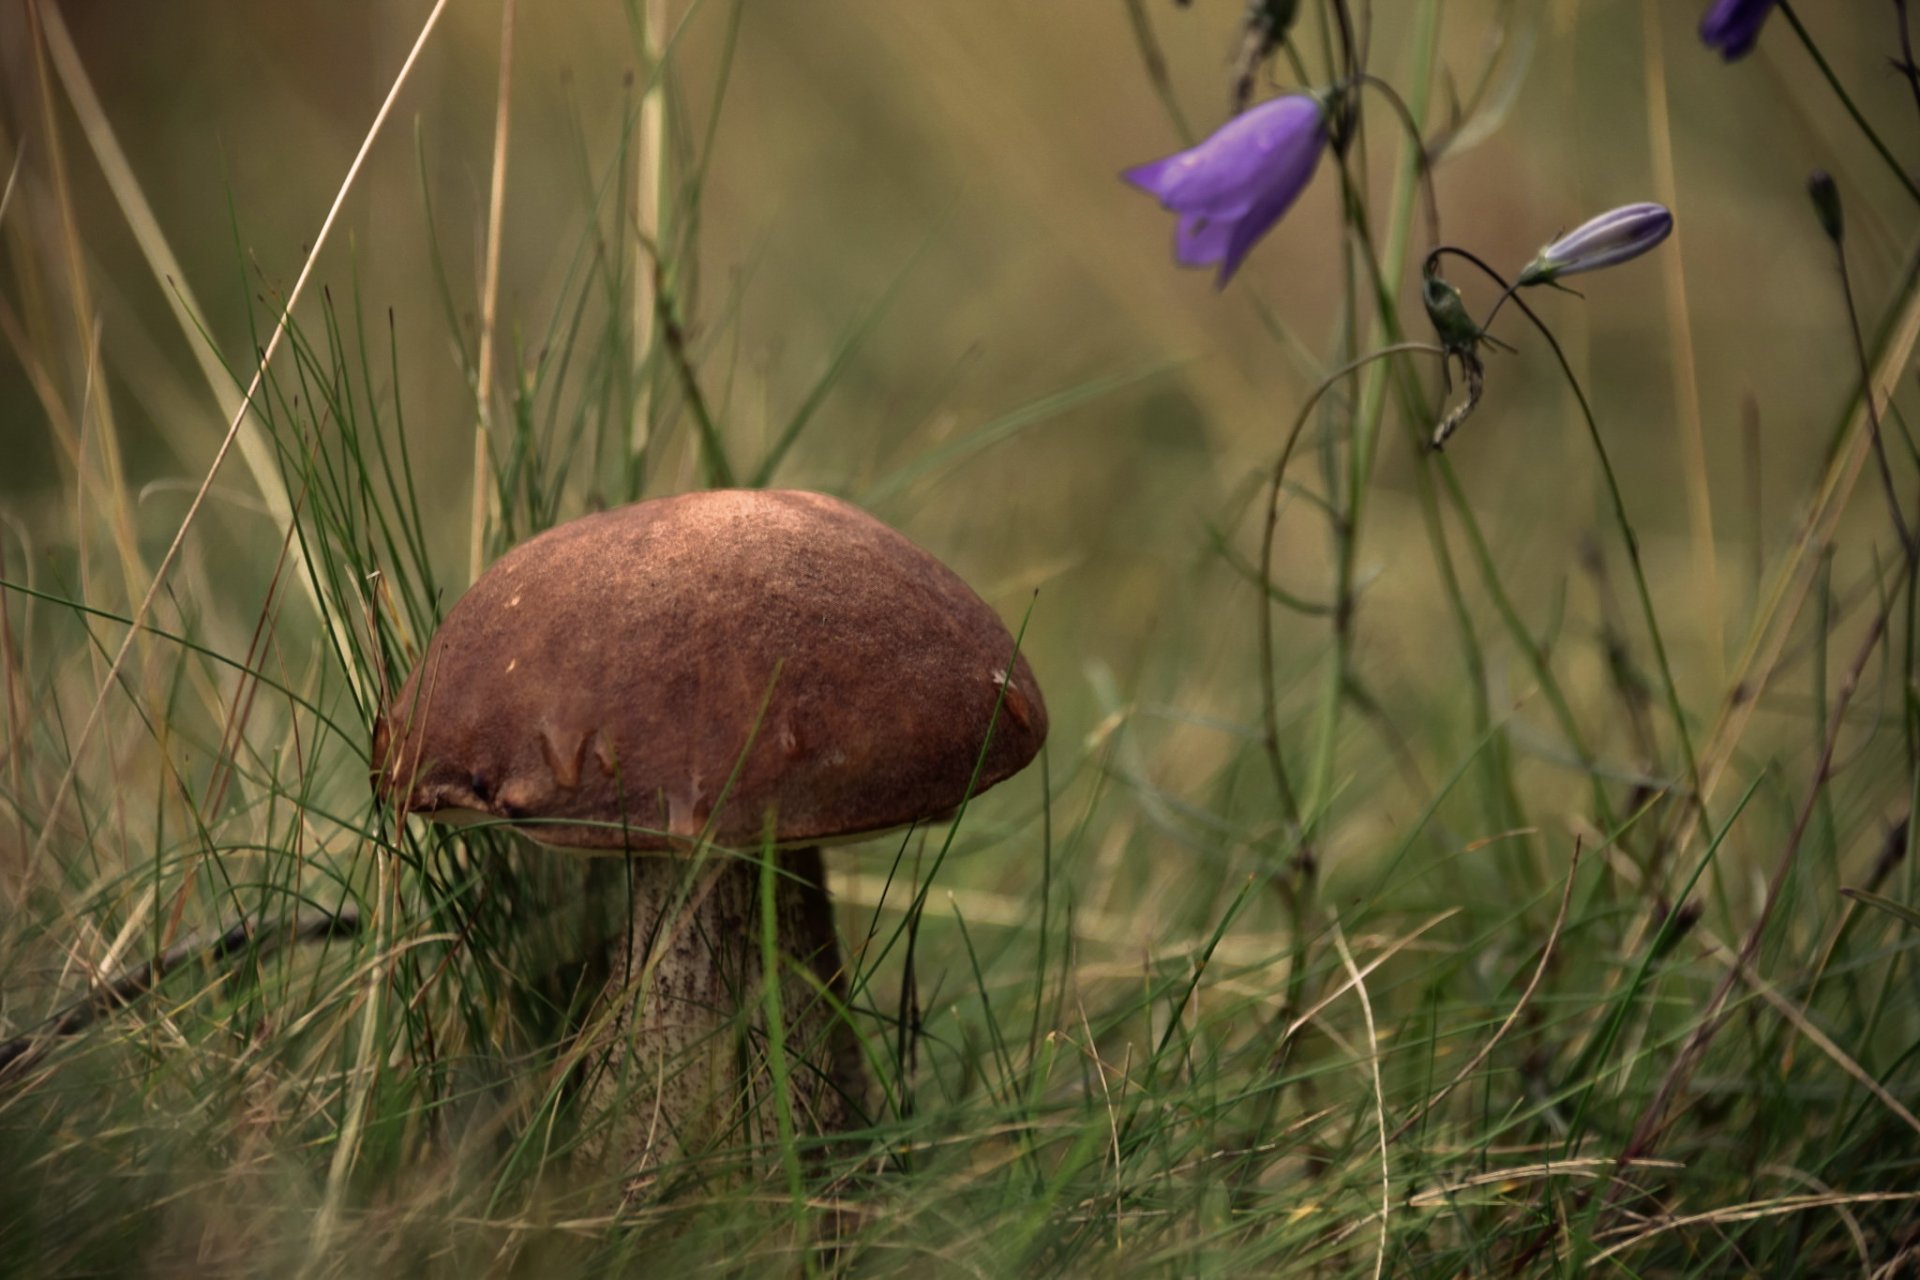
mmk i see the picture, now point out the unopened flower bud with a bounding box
[1516,203,1674,287]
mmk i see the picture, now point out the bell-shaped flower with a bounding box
[1700,0,1777,61]
[1123,94,1327,287]
[1515,203,1674,287]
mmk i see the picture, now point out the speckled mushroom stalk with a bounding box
[596,845,863,1176]
[373,489,1047,1188]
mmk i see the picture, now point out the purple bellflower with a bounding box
[1123,94,1327,287]
[1516,203,1674,287]
[1700,0,1777,61]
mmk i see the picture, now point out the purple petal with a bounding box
[1520,201,1673,284]
[1122,95,1324,216]
[1215,129,1324,285]
[1122,154,1191,204]
[1176,213,1234,267]
[1123,94,1328,286]
[1700,0,1776,60]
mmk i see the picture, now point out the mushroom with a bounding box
[371,488,1046,1180]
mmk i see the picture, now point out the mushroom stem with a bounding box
[592,845,866,1189]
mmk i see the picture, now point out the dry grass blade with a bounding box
[842,869,1451,973]
[22,0,147,615]
[1640,0,1719,681]
[1074,995,1125,1208]
[0,144,21,226]
[35,1,316,623]
[469,0,517,585]
[22,0,453,885]
[1623,555,1905,1171]
[1718,938,1920,1139]
[1406,1157,1683,1208]
[630,0,668,464]
[1669,259,1920,857]
[1331,923,1389,1280]
[0,908,361,1086]
[1586,1191,1920,1267]
[1284,909,1459,1042]
[1762,1164,1873,1279]
[1390,839,1582,1142]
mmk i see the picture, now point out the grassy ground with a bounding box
[2,1,1919,1274]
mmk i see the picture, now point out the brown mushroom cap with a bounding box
[372,489,1047,852]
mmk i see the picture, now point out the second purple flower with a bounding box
[1123,94,1328,287]
[1700,0,1778,61]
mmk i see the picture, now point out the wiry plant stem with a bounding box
[1435,246,1706,864]
[20,0,453,887]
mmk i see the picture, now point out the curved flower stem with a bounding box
[1367,246,1617,846]
[1353,73,1441,254]
[1328,160,1597,871]
[1778,2,1920,206]
[1433,245,1707,847]
[1474,276,1528,336]
[1340,152,1613,860]
[1257,339,1447,1111]
[1355,235,1622,837]
[1334,172,1615,869]
[1259,341,1447,831]
[1328,0,1361,86]
[1120,0,1193,146]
